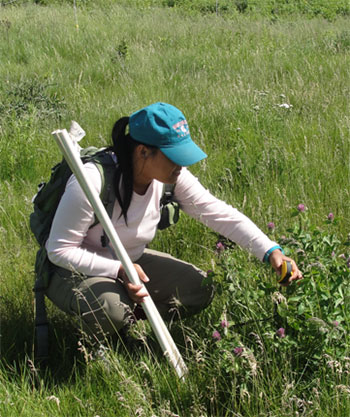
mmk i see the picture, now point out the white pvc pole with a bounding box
[52,129,188,379]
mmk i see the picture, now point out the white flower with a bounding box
[278,103,293,109]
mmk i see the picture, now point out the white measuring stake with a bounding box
[52,128,188,379]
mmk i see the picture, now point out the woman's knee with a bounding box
[71,277,134,337]
[182,280,215,315]
[74,295,133,339]
[47,269,134,338]
[156,278,215,321]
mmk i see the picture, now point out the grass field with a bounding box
[1,1,350,416]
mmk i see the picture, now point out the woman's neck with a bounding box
[133,180,151,195]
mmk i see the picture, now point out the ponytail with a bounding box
[111,117,135,224]
[111,116,159,225]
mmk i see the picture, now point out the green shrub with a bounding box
[0,78,66,122]
[16,0,350,18]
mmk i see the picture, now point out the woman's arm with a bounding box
[46,163,121,278]
[175,168,280,261]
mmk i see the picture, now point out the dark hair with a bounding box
[111,117,157,224]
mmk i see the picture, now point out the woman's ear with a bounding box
[134,144,147,159]
[136,144,157,160]
[141,148,148,159]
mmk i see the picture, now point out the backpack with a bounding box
[30,145,179,360]
[30,146,117,361]
[30,146,116,248]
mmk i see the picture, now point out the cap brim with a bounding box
[160,138,207,167]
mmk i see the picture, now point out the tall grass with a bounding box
[1,2,349,416]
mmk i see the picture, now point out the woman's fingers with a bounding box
[289,260,303,282]
[133,264,150,284]
[279,259,303,286]
[125,282,149,304]
[269,250,303,286]
[118,263,150,303]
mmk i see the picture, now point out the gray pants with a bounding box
[46,248,214,340]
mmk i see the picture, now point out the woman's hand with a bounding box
[269,249,303,286]
[118,263,150,304]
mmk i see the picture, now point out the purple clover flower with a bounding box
[212,330,221,341]
[267,222,275,231]
[332,320,339,327]
[328,212,334,221]
[220,320,229,328]
[276,327,286,338]
[216,241,225,253]
[233,347,243,357]
[297,204,306,212]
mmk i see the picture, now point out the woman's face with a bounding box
[134,146,182,187]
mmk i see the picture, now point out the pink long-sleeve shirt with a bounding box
[46,164,277,278]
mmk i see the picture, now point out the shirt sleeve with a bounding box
[174,168,278,261]
[46,163,121,278]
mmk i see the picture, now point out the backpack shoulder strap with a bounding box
[89,150,118,249]
[93,154,117,223]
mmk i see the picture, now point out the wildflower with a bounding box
[339,253,346,260]
[297,203,306,212]
[267,221,275,231]
[233,347,243,356]
[276,327,286,338]
[220,320,229,328]
[327,212,334,221]
[331,251,335,257]
[347,257,350,269]
[216,241,225,253]
[332,320,339,327]
[278,103,293,109]
[212,330,221,341]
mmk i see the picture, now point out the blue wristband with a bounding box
[263,245,284,263]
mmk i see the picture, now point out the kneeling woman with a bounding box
[45,102,302,341]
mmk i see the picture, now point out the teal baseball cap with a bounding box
[129,102,207,167]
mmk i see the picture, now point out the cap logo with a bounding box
[172,119,189,138]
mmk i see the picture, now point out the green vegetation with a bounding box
[8,0,350,20]
[0,1,349,416]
